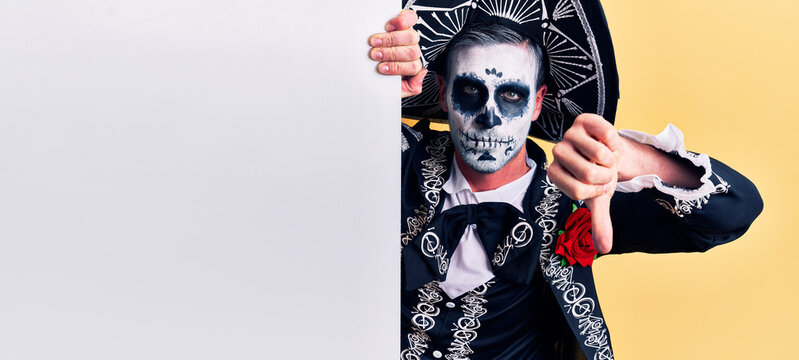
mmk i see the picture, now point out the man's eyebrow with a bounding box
[454,72,483,80]
[496,81,531,97]
[495,78,528,86]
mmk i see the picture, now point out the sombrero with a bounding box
[401,0,619,143]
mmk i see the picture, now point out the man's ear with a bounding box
[531,85,547,122]
[436,75,447,112]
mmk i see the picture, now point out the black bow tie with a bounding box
[402,202,541,290]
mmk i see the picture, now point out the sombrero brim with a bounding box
[401,0,619,143]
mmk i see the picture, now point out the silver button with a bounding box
[445,302,456,308]
[432,350,443,358]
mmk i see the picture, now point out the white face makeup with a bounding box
[445,43,539,174]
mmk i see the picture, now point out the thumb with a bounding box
[585,193,613,254]
[402,68,428,98]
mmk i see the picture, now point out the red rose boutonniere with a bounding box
[555,205,597,267]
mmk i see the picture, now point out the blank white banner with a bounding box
[0,1,399,359]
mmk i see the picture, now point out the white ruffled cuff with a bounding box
[616,124,716,201]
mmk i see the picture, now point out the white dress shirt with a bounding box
[439,155,537,298]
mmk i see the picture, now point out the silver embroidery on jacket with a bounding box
[402,205,429,247]
[410,133,452,273]
[544,255,613,359]
[401,331,430,360]
[538,177,614,360]
[402,123,423,153]
[402,282,445,359]
[446,281,493,359]
[537,176,563,264]
[420,230,449,275]
[492,220,534,266]
[420,134,451,223]
[655,172,731,218]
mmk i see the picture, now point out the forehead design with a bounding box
[448,43,538,87]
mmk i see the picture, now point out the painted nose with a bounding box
[475,108,501,129]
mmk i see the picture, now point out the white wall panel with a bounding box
[0,1,399,358]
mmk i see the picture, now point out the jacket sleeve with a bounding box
[606,127,763,255]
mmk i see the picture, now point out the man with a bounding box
[370,9,762,359]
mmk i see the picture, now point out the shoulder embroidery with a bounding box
[655,172,731,217]
[401,123,423,153]
[404,122,423,142]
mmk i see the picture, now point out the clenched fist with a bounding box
[548,114,706,254]
[548,114,622,254]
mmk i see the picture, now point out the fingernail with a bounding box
[386,24,396,32]
[373,51,383,60]
[371,38,383,47]
[603,183,611,194]
[380,64,389,73]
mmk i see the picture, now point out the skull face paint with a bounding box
[445,43,540,174]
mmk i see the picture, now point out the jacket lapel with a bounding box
[535,172,615,359]
[401,129,454,290]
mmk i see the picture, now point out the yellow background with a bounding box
[594,0,797,358]
[405,0,798,357]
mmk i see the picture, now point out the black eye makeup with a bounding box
[451,75,532,119]
[452,75,488,115]
[495,82,530,118]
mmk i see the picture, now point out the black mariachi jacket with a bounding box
[399,121,763,360]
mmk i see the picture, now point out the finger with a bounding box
[369,45,421,62]
[386,9,418,32]
[402,68,428,98]
[585,195,613,254]
[377,59,423,76]
[566,129,616,168]
[552,142,615,185]
[369,28,420,48]
[547,161,607,201]
[578,114,623,152]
